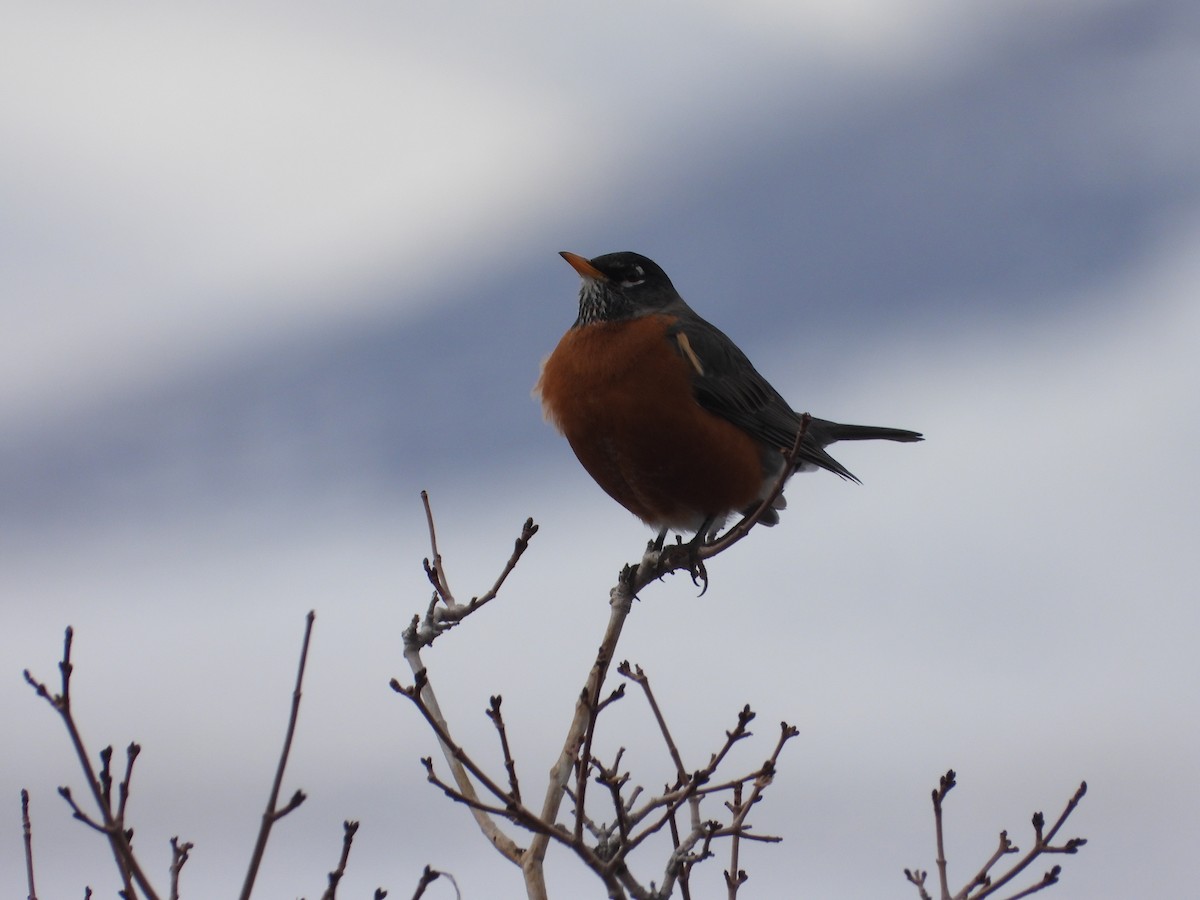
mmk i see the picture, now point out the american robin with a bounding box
[535,251,922,541]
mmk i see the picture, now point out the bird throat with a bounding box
[574,280,632,327]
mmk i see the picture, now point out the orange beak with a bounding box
[559,251,607,281]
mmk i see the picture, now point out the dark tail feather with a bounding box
[797,418,924,483]
[808,418,924,445]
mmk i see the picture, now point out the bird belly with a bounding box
[536,316,766,531]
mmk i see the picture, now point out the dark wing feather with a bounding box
[666,311,863,481]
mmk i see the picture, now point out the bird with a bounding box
[535,251,922,543]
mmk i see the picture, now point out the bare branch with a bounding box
[526,565,637,896]
[419,757,552,835]
[974,782,1088,900]
[402,490,805,898]
[21,789,39,900]
[1040,782,1089,851]
[591,749,633,841]
[905,868,933,900]
[169,836,194,900]
[318,820,359,900]
[116,743,141,825]
[409,492,539,648]
[717,722,798,898]
[421,490,453,604]
[1001,867,1062,900]
[397,495,538,873]
[410,864,458,900]
[486,696,522,804]
[239,611,316,900]
[960,830,1018,895]
[26,628,159,900]
[934,768,955,900]
[573,678,609,845]
[57,786,108,833]
[562,784,609,843]
[723,783,748,899]
[907,773,1087,900]
[391,674,533,858]
[618,662,686,781]
[468,518,539,615]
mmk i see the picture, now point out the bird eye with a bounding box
[619,265,646,288]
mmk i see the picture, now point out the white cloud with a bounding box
[2,0,1102,424]
[0,5,592,419]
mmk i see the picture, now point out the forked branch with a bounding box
[397,494,800,897]
[905,770,1087,900]
[239,611,317,900]
[24,628,162,900]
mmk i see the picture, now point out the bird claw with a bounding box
[650,533,709,595]
[687,554,709,595]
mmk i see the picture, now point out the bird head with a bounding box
[560,251,681,326]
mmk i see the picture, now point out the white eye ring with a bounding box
[620,266,646,288]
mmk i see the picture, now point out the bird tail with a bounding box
[795,418,924,483]
[811,419,924,444]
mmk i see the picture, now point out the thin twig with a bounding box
[392,672,536,854]
[394,670,527,861]
[591,750,633,840]
[117,743,141,825]
[169,836,193,900]
[719,723,796,897]
[421,759,547,826]
[905,868,933,900]
[21,789,38,900]
[723,782,747,899]
[620,773,711,862]
[618,703,757,834]
[411,867,459,900]
[319,820,359,900]
[412,492,538,642]
[486,696,522,804]
[907,774,1087,900]
[421,490,453,603]
[238,611,316,900]
[1039,782,1089,849]
[25,629,160,900]
[1001,868,1062,900]
[57,786,108,832]
[561,784,609,843]
[468,520,539,615]
[618,662,686,780]
[961,830,1017,895]
[573,681,607,844]
[933,769,955,900]
[974,782,1088,900]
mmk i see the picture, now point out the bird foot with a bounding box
[653,533,708,595]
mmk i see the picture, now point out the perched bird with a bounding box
[535,251,922,542]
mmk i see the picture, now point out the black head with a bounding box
[560,251,682,326]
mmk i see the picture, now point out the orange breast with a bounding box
[535,315,765,531]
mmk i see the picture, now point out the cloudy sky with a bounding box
[3,0,1197,897]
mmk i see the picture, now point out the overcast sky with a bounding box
[2,1,1198,897]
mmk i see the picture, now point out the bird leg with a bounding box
[651,527,669,552]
